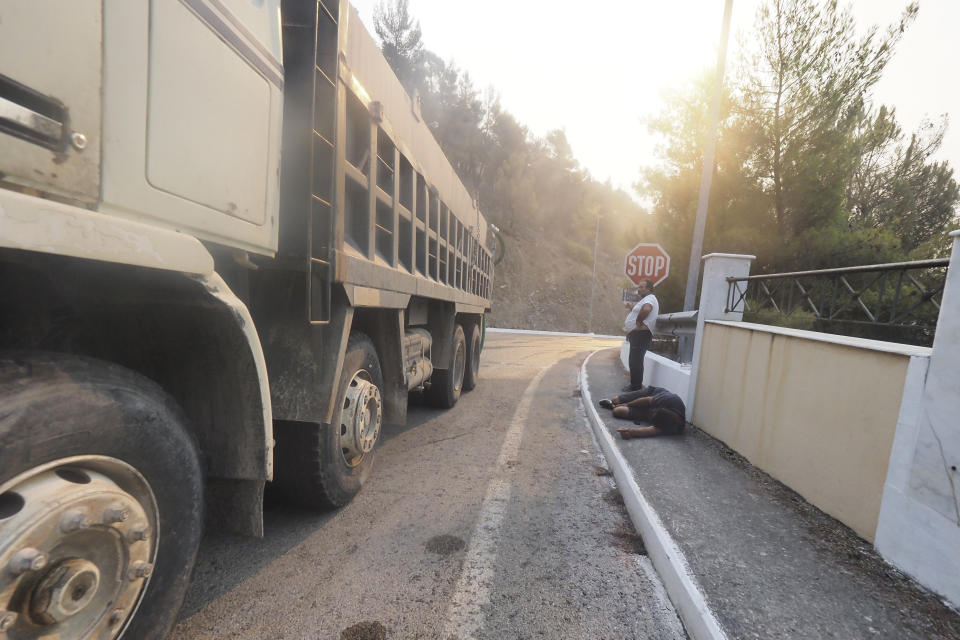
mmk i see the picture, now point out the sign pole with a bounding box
[588,214,601,334]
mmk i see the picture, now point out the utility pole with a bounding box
[682,0,734,312]
[588,214,601,334]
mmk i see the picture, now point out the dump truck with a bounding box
[0,1,494,637]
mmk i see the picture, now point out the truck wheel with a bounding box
[273,333,383,508]
[462,322,481,392]
[427,324,466,408]
[0,352,203,640]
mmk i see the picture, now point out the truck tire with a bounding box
[0,352,203,640]
[273,332,383,509]
[462,322,481,392]
[427,324,466,408]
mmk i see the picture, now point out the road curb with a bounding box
[580,349,728,640]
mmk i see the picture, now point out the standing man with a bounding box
[623,279,659,391]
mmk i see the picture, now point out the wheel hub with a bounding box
[30,558,101,624]
[340,372,382,465]
[0,458,158,639]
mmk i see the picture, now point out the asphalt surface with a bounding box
[174,332,688,639]
[586,347,960,640]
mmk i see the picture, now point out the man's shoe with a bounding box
[598,399,613,410]
[621,384,638,392]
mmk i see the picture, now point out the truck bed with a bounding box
[278,0,493,322]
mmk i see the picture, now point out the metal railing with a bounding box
[652,311,699,363]
[655,310,698,337]
[726,258,950,345]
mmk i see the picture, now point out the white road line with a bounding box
[441,367,549,640]
[486,327,623,340]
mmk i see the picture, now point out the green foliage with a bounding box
[742,0,920,238]
[642,0,957,316]
[848,109,959,252]
[743,309,817,331]
[373,0,424,91]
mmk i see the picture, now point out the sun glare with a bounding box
[351,0,957,201]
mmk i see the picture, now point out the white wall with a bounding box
[693,321,924,541]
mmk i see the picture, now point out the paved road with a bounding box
[174,332,686,640]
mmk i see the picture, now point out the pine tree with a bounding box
[741,0,918,240]
[373,0,424,92]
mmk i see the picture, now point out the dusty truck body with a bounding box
[0,1,493,637]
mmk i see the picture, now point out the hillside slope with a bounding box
[487,228,638,336]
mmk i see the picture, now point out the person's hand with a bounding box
[618,426,659,439]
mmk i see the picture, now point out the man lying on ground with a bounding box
[598,386,686,439]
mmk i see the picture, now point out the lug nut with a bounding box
[103,504,129,524]
[60,510,91,533]
[9,547,48,574]
[127,561,153,580]
[128,524,150,542]
[108,608,125,627]
[0,611,17,631]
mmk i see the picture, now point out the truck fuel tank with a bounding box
[404,328,433,390]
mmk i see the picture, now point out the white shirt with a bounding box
[623,294,659,333]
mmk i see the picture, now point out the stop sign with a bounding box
[624,243,670,287]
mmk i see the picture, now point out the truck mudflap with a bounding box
[191,271,275,481]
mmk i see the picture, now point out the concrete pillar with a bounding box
[686,253,755,416]
[924,230,960,449]
[875,230,960,607]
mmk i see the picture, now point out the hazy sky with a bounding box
[349,0,959,203]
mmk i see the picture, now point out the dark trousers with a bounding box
[627,329,652,390]
[618,388,655,423]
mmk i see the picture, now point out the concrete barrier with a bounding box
[874,230,960,607]
[619,342,692,406]
[692,320,928,542]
